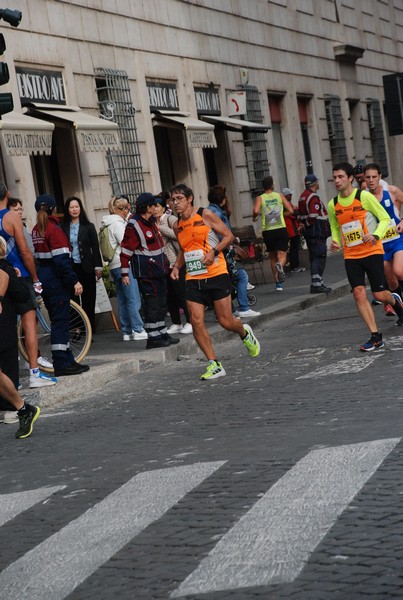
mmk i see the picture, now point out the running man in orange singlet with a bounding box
[169,184,260,380]
[328,162,403,352]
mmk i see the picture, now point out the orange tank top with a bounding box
[333,194,384,259]
[177,208,228,280]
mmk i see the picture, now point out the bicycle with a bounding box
[17,296,92,374]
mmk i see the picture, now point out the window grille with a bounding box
[366,98,388,178]
[238,85,270,193]
[324,95,348,164]
[95,68,144,205]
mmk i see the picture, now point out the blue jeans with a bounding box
[236,267,249,312]
[110,267,144,335]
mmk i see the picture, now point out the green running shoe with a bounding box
[242,324,260,358]
[15,403,41,439]
[200,360,226,380]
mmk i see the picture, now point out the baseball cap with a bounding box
[135,192,159,207]
[35,194,56,212]
[282,187,294,195]
[304,174,319,186]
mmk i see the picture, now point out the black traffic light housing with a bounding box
[0,32,12,116]
[0,8,23,118]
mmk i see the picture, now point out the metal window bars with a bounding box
[95,68,145,205]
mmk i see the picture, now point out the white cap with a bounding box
[282,187,294,195]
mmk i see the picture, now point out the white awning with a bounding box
[25,107,121,153]
[0,111,54,156]
[200,115,270,133]
[152,110,217,148]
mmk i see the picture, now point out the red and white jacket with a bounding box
[120,214,168,279]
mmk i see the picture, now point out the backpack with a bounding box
[98,224,118,264]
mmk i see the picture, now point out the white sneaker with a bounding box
[181,322,193,334]
[132,329,148,341]
[0,410,19,424]
[238,309,261,318]
[247,282,255,290]
[29,372,57,388]
[167,324,183,334]
[123,334,132,341]
[38,356,53,369]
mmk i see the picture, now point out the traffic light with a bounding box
[0,32,13,117]
[0,8,22,118]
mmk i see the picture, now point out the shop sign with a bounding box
[76,129,121,153]
[147,82,179,110]
[0,130,53,156]
[194,87,221,115]
[16,67,66,105]
[186,129,217,149]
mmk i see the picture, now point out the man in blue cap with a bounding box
[298,174,332,294]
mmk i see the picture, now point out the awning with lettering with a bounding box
[200,115,270,133]
[25,107,121,152]
[0,112,54,156]
[152,110,217,149]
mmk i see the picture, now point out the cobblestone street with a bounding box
[1,294,403,599]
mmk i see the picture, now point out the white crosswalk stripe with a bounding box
[172,438,399,597]
[0,486,65,528]
[0,439,399,600]
[0,461,225,600]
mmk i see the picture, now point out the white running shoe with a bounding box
[29,371,57,388]
[247,282,255,290]
[38,356,53,369]
[132,329,148,340]
[167,324,183,334]
[0,410,19,424]
[238,309,261,318]
[123,334,132,341]
[181,322,193,334]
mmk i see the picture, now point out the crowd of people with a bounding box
[2,161,403,438]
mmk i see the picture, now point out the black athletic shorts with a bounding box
[344,254,386,292]
[262,228,289,252]
[185,273,232,305]
[15,276,37,316]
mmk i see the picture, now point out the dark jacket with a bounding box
[61,221,102,274]
[0,259,29,351]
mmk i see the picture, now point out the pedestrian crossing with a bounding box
[0,439,399,599]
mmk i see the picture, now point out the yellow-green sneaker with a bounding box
[242,324,260,358]
[200,360,226,380]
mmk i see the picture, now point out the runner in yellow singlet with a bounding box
[169,183,260,380]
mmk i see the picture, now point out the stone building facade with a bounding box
[0,0,402,232]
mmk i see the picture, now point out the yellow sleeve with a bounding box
[327,198,342,246]
[360,191,391,238]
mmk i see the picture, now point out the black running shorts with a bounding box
[185,273,232,305]
[344,254,386,292]
[262,228,289,252]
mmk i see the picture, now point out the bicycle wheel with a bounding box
[17,299,92,373]
[247,294,257,306]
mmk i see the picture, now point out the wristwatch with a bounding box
[213,248,219,257]
[373,234,380,240]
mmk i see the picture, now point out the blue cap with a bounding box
[35,194,56,212]
[136,192,159,207]
[304,174,319,186]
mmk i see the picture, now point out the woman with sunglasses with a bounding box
[100,196,146,342]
